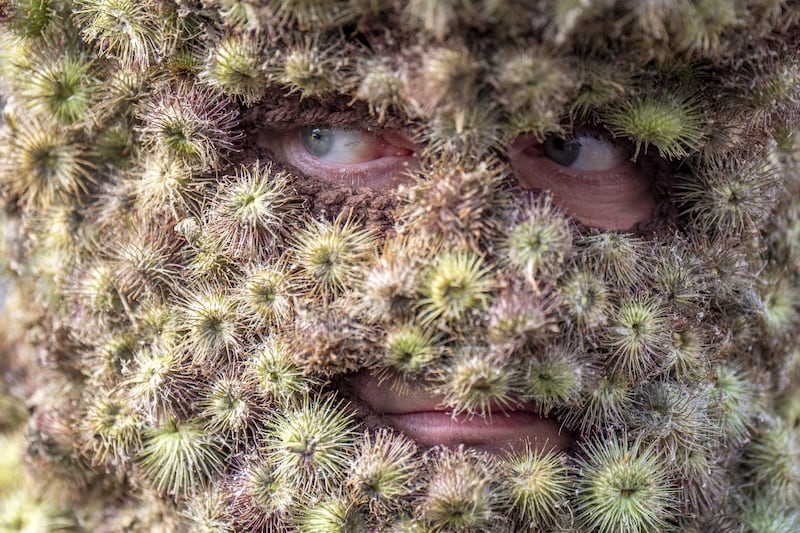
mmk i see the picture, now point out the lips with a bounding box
[350,371,574,454]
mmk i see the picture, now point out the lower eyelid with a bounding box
[510,151,656,229]
[283,136,416,187]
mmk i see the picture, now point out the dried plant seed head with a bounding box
[289,305,378,375]
[355,61,405,122]
[606,297,670,380]
[575,436,678,533]
[712,364,759,446]
[132,155,205,217]
[178,284,241,365]
[677,156,781,237]
[92,66,148,119]
[735,59,800,131]
[266,0,358,30]
[565,374,634,434]
[199,373,260,444]
[415,104,505,162]
[184,234,239,282]
[91,332,137,382]
[237,263,294,331]
[73,262,123,317]
[246,336,316,402]
[680,0,739,54]
[421,447,505,532]
[137,82,241,172]
[294,496,364,533]
[739,491,800,533]
[503,194,572,281]
[439,345,513,418]
[0,492,77,532]
[632,382,717,461]
[216,0,263,31]
[492,47,576,118]
[356,246,420,324]
[3,119,92,208]
[402,161,509,248]
[487,279,560,350]
[603,93,705,160]
[744,417,800,506]
[84,392,142,464]
[181,486,233,533]
[226,453,292,531]
[758,274,800,340]
[654,240,708,311]
[523,344,586,415]
[279,37,354,98]
[74,0,167,68]
[136,303,178,345]
[502,445,571,529]
[408,45,481,120]
[112,223,182,302]
[560,270,611,331]
[202,33,270,104]
[137,417,225,496]
[5,0,66,38]
[291,214,378,300]
[345,428,421,515]
[580,232,655,292]
[417,250,494,328]
[380,323,440,379]
[676,447,728,514]
[24,403,95,490]
[404,0,476,41]
[206,161,299,261]
[666,322,711,382]
[19,46,96,125]
[264,395,357,493]
[121,344,187,416]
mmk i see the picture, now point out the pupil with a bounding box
[542,135,581,167]
[301,126,334,157]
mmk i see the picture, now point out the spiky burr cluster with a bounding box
[1,1,800,531]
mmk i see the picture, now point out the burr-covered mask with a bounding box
[1,1,799,531]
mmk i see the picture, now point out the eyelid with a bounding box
[509,133,656,230]
[567,135,629,171]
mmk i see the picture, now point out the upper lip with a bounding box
[348,370,577,453]
[349,371,536,416]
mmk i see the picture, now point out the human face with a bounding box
[261,125,659,454]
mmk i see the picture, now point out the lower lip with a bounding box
[381,410,572,454]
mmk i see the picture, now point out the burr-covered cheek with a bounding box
[262,126,656,230]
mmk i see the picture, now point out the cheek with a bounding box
[509,150,657,231]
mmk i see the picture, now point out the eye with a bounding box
[258,126,417,188]
[542,135,628,171]
[510,133,656,230]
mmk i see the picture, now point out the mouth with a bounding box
[349,371,575,454]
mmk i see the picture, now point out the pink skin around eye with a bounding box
[508,135,657,230]
[262,129,417,189]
